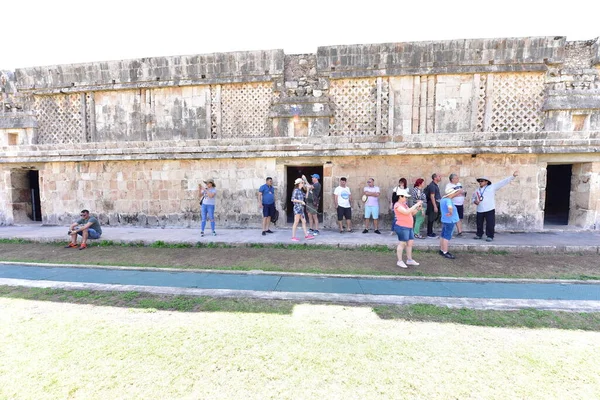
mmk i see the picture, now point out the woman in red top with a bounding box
[393,188,423,268]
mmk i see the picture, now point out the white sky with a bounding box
[2,0,598,70]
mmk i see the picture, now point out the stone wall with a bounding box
[37,158,278,228]
[322,154,542,231]
[0,153,543,231]
[0,169,12,225]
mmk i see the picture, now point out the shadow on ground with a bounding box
[2,286,599,331]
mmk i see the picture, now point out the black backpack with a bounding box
[391,189,399,206]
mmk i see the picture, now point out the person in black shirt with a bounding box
[306,174,322,235]
[425,173,441,238]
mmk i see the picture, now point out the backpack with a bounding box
[391,187,399,206]
[271,209,279,225]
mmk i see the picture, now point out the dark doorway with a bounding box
[10,169,41,223]
[29,170,42,221]
[285,165,324,223]
[544,164,571,226]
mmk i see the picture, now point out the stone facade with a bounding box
[1,37,599,230]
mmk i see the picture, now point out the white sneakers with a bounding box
[397,259,420,268]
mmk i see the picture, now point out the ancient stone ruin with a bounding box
[1,36,599,231]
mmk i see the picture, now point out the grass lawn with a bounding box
[1,241,600,280]
[1,288,599,399]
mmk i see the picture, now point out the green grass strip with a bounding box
[1,286,599,331]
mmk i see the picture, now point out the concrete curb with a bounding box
[2,236,599,254]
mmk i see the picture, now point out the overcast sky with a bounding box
[2,0,598,70]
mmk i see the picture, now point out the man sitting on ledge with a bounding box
[65,209,102,250]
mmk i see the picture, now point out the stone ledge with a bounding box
[1,132,600,162]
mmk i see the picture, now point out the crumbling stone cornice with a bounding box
[1,132,598,163]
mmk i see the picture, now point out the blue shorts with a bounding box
[441,222,455,240]
[364,206,379,219]
[394,225,414,242]
[262,203,276,218]
[78,228,101,239]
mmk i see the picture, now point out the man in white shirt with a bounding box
[333,177,353,233]
[363,178,381,234]
[472,171,519,242]
[444,173,467,236]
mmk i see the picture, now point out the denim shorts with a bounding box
[78,228,101,239]
[441,222,455,240]
[394,225,414,242]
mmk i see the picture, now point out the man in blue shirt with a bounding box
[439,187,461,259]
[258,177,276,236]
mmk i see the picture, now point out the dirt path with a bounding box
[1,243,598,280]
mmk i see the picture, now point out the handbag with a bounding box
[200,195,205,206]
[271,209,279,224]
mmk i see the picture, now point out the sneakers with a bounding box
[485,237,493,242]
[266,230,274,234]
[212,231,217,236]
[312,230,319,235]
[414,234,424,239]
[440,251,455,259]
[305,235,315,240]
[64,243,77,248]
[291,237,300,242]
[201,231,205,237]
[348,229,354,233]
[396,260,408,269]
[262,231,266,236]
[362,229,369,234]
[456,232,463,237]
[374,230,381,234]
[406,259,420,266]
[427,233,437,238]
[473,235,482,240]
[78,243,87,251]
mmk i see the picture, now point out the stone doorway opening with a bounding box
[544,164,572,226]
[9,169,42,223]
[285,165,324,224]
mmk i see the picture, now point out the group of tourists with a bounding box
[392,171,519,267]
[65,172,518,269]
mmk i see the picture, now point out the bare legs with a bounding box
[308,213,319,231]
[292,214,308,238]
[69,229,88,245]
[396,240,414,262]
[262,216,271,232]
[440,237,449,253]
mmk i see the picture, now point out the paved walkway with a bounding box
[1,262,599,312]
[1,224,599,311]
[1,223,599,253]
